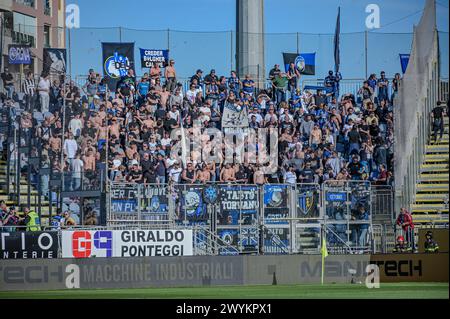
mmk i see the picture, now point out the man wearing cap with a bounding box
[137,74,150,106]
[204,69,219,86]
[190,69,203,85]
[269,64,281,81]
[377,71,389,103]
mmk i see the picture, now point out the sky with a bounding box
[66,0,449,79]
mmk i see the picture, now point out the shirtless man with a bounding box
[83,149,96,171]
[196,164,211,183]
[49,133,61,153]
[220,163,236,182]
[310,124,322,148]
[164,59,177,93]
[109,117,121,138]
[125,142,138,161]
[253,165,267,185]
[142,113,155,129]
[96,120,108,151]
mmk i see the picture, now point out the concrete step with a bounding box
[411,203,449,213]
[423,154,449,163]
[418,174,449,182]
[425,145,449,153]
[416,184,449,192]
[429,139,449,146]
[411,214,449,224]
[420,163,449,173]
[415,193,449,202]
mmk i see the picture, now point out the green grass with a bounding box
[0,283,448,299]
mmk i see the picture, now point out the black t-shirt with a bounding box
[130,169,142,181]
[376,107,388,124]
[1,73,13,84]
[143,170,157,183]
[154,108,166,121]
[360,124,370,143]
[369,125,380,137]
[348,162,361,177]
[83,126,97,139]
[314,94,327,106]
[301,168,314,183]
[163,117,177,132]
[235,167,248,181]
[432,106,444,119]
[269,68,281,79]
[141,160,152,173]
[348,130,360,143]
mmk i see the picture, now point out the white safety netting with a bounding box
[394,0,439,200]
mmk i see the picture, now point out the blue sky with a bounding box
[66,0,449,79]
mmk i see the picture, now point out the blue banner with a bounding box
[8,45,31,65]
[399,54,410,74]
[140,48,169,68]
[111,199,137,213]
[326,192,347,202]
[263,185,289,224]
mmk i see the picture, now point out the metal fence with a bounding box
[105,181,380,254]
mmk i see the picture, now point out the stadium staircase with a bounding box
[412,116,449,227]
[0,153,52,226]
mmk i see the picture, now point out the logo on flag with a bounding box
[294,55,306,72]
[104,52,131,79]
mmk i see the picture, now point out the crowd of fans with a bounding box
[0,61,397,197]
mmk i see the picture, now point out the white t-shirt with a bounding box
[71,158,84,177]
[284,171,297,185]
[38,78,50,96]
[248,112,263,124]
[161,137,172,147]
[69,118,83,136]
[64,139,78,159]
[169,167,182,183]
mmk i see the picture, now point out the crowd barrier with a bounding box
[0,253,447,291]
[108,181,376,254]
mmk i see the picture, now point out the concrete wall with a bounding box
[6,253,446,291]
[236,0,265,88]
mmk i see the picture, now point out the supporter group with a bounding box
[1,61,397,199]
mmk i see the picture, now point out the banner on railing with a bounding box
[140,184,169,219]
[0,231,58,259]
[61,230,193,258]
[218,185,259,225]
[175,185,208,221]
[263,185,290,224]
[140,48,169,68]
[297,184,321,218]
[263,226,290,254]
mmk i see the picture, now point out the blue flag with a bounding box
[283,52,316,75]
[399,54,410,74]
[140,48,169,68]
